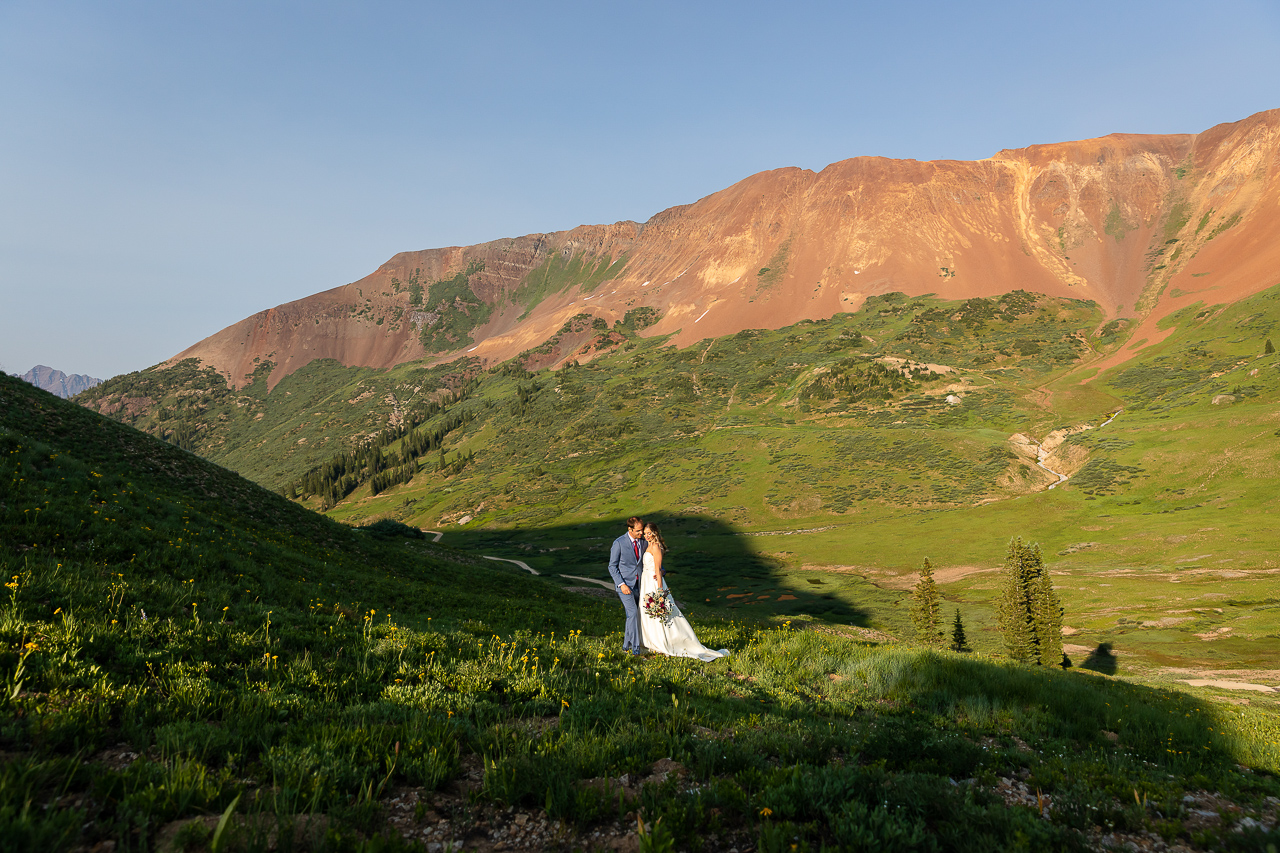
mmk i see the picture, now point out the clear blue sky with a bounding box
[3,0,1279,379]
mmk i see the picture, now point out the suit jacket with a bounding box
[607,532,648,589]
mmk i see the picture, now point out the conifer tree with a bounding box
[1267,338,1275,355]
[909,557,944,647]
[949,608,969,653]
[996,537,1065,666]
[1034,570,1064,667]
[997,537,1042,663]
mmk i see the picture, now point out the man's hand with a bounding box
[619,584,631,596]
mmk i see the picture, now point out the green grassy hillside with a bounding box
[82,290,1105,504]
[7,360,1280,849]
[79,286,1280,677]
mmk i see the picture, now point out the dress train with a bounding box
[638,553,728,662]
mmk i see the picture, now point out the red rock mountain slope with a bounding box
[172,109,1280,389]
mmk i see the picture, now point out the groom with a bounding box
[607,516,648,655]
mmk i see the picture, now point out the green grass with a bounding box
[7,373,1280,850]
[74,284,1280,681]
[512,252,627,319]
[1163,201,1192,243]
[756,239,791,289]
[416,261,490,352]
[1104,203,1132,242]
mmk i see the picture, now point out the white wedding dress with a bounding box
[639,552,729,661]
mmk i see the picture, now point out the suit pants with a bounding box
[617,580,642,651]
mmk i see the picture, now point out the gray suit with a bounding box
[608,532,648,651]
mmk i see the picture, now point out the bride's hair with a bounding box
[643,523,668,555]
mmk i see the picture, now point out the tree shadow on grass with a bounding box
[1079,642,1118,675]
[441,512,874,628]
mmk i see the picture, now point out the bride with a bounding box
[639,523,729,661]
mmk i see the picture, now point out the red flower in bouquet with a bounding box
[642,589,675,626]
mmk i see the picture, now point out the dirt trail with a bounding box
[559,574,614,589]
[428,530,618,588]
[1181,679,1278,693]
[868,565,1001,589]
[483,555,538,575]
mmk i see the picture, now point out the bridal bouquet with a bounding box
[642,589,675,626]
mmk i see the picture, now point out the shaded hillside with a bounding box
[0,373,600,635]
[4,375,1279,852]
[131,109,1280,394]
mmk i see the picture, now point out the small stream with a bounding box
[1030,409,1122,491]
[1035,445,1069,490]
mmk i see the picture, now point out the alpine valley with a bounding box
[5,110,1279,851]
[77,108,1280,674]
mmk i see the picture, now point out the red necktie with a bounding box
[633,539,640,561]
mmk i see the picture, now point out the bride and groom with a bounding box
[607,517,728,662]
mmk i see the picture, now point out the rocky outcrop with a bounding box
[167,109,1280,390]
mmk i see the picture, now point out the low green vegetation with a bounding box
[1208,213,1243,241]
[76,284,1280,682]
[83,289,1105,502]
[416,261,490,352]
[756,240,791,289]
[1104,203,1131,242]
[513,252,627,319]
[5,373,1279,851]
[1164,201,1192,242]
[389,269,425,306]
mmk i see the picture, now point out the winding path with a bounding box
[424,529,614,588]
[558,574,615,590]
[483,555,538,575]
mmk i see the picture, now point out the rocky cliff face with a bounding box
[18,365,103,398]
[167,109,1280,390]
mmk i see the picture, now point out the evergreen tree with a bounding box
[997,537,1042,663]
[949,608,970,653]
[909,557,944,647]
[1034,570,1064,667]
[996,537,1065,666]
[1267,338,1275,355]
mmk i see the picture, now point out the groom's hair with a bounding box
[626,516,643,528]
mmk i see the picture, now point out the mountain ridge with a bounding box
[156,108,1280,393]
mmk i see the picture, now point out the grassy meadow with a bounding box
[3,371,1280,851]
[76,284,1280,684]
